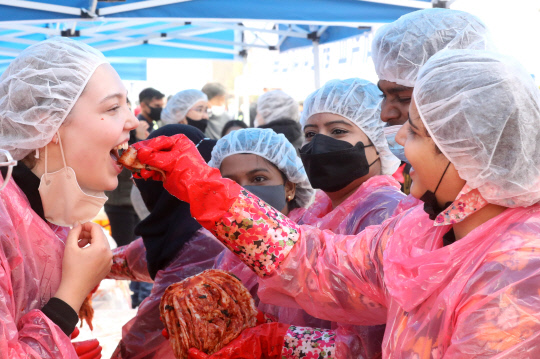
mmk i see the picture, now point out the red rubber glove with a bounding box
[72,339,102,359]
[71,327,80,340]
[186,322,290,359]
[132,134,242,228]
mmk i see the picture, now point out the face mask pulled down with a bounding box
[300,134,378,193]
[420,162,452,221]
[38,135,108,227]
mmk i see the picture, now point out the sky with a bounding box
[130,0,540,106]
[452,0,540,81]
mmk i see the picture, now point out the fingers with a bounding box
[66,224,83,248]
[78,345,102,359]
[73,339,100,355]
[70,327,80,340]
[78,238,91,248]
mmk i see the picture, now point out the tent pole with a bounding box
[242,58,250,126]
[313,40,321,89]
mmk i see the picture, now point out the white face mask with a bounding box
[38,135,107,227]
[211,105,226,117]
[0,149,17,191]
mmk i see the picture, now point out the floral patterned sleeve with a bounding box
[107,237,153,283]
[210,189,301,277]
[202,186,390,326]
[282,326,336,359]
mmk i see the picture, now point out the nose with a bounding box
[380,100,400,124]
[395,121,407,146]
[202,112,209,120]
[125,110,139,132]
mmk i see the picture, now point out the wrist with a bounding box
[53,282,86,313]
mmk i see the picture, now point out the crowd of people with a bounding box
[1,7,539,359]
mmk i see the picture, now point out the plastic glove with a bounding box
[186,322,290,359]
[72,339,102,359]
[71,327,80,340]
[132,134,241,228]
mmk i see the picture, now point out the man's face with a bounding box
[378,80,413,126]
[141,97,164,115]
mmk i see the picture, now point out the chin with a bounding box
[409,183,424,199]
[104,178,119,192]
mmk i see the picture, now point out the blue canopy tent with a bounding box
[0,0,436,83]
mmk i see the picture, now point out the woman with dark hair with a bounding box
[221,120,248,137]
[208,128,319,328]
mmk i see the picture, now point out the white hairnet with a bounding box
[415,49,540,207]
[257,90,299,125]
[372,8,492,88]
[209,128,314,208]
[161,89,208,125]
[300,78,400,175]
[0,37,107,161]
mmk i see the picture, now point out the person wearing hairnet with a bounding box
[107,124,225,359]
[132,79,416,357]
[207,80,417,358]
[0,37,138,358]
[255,90,303,149]
[161,89,209,133]
[183,128,332,357]
[372,8,493,194]
[127,49,540,357]
[261,78,416,358]
[208,129,328,324]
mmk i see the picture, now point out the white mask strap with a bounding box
[57,134,68,169]
[44,133,68,180]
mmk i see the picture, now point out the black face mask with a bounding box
[187,117,209,133]
[147,106,162,121]
[420,162,453,220]
[244,185,287,211]
[299,134,378,193]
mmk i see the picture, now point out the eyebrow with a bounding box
[324,120,353,127]
[385,85,412,95]
[246,168,271,176]
[99,92,126,104]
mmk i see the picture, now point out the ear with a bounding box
[285,181,296,203]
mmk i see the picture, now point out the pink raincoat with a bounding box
[262,175,417,359]
[127,133,540,357]
[109,230,225,359]
[0,178,77,358]
[256,204,540,358]
[215,175,419,352]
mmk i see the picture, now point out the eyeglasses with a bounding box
[0,149,17,191]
